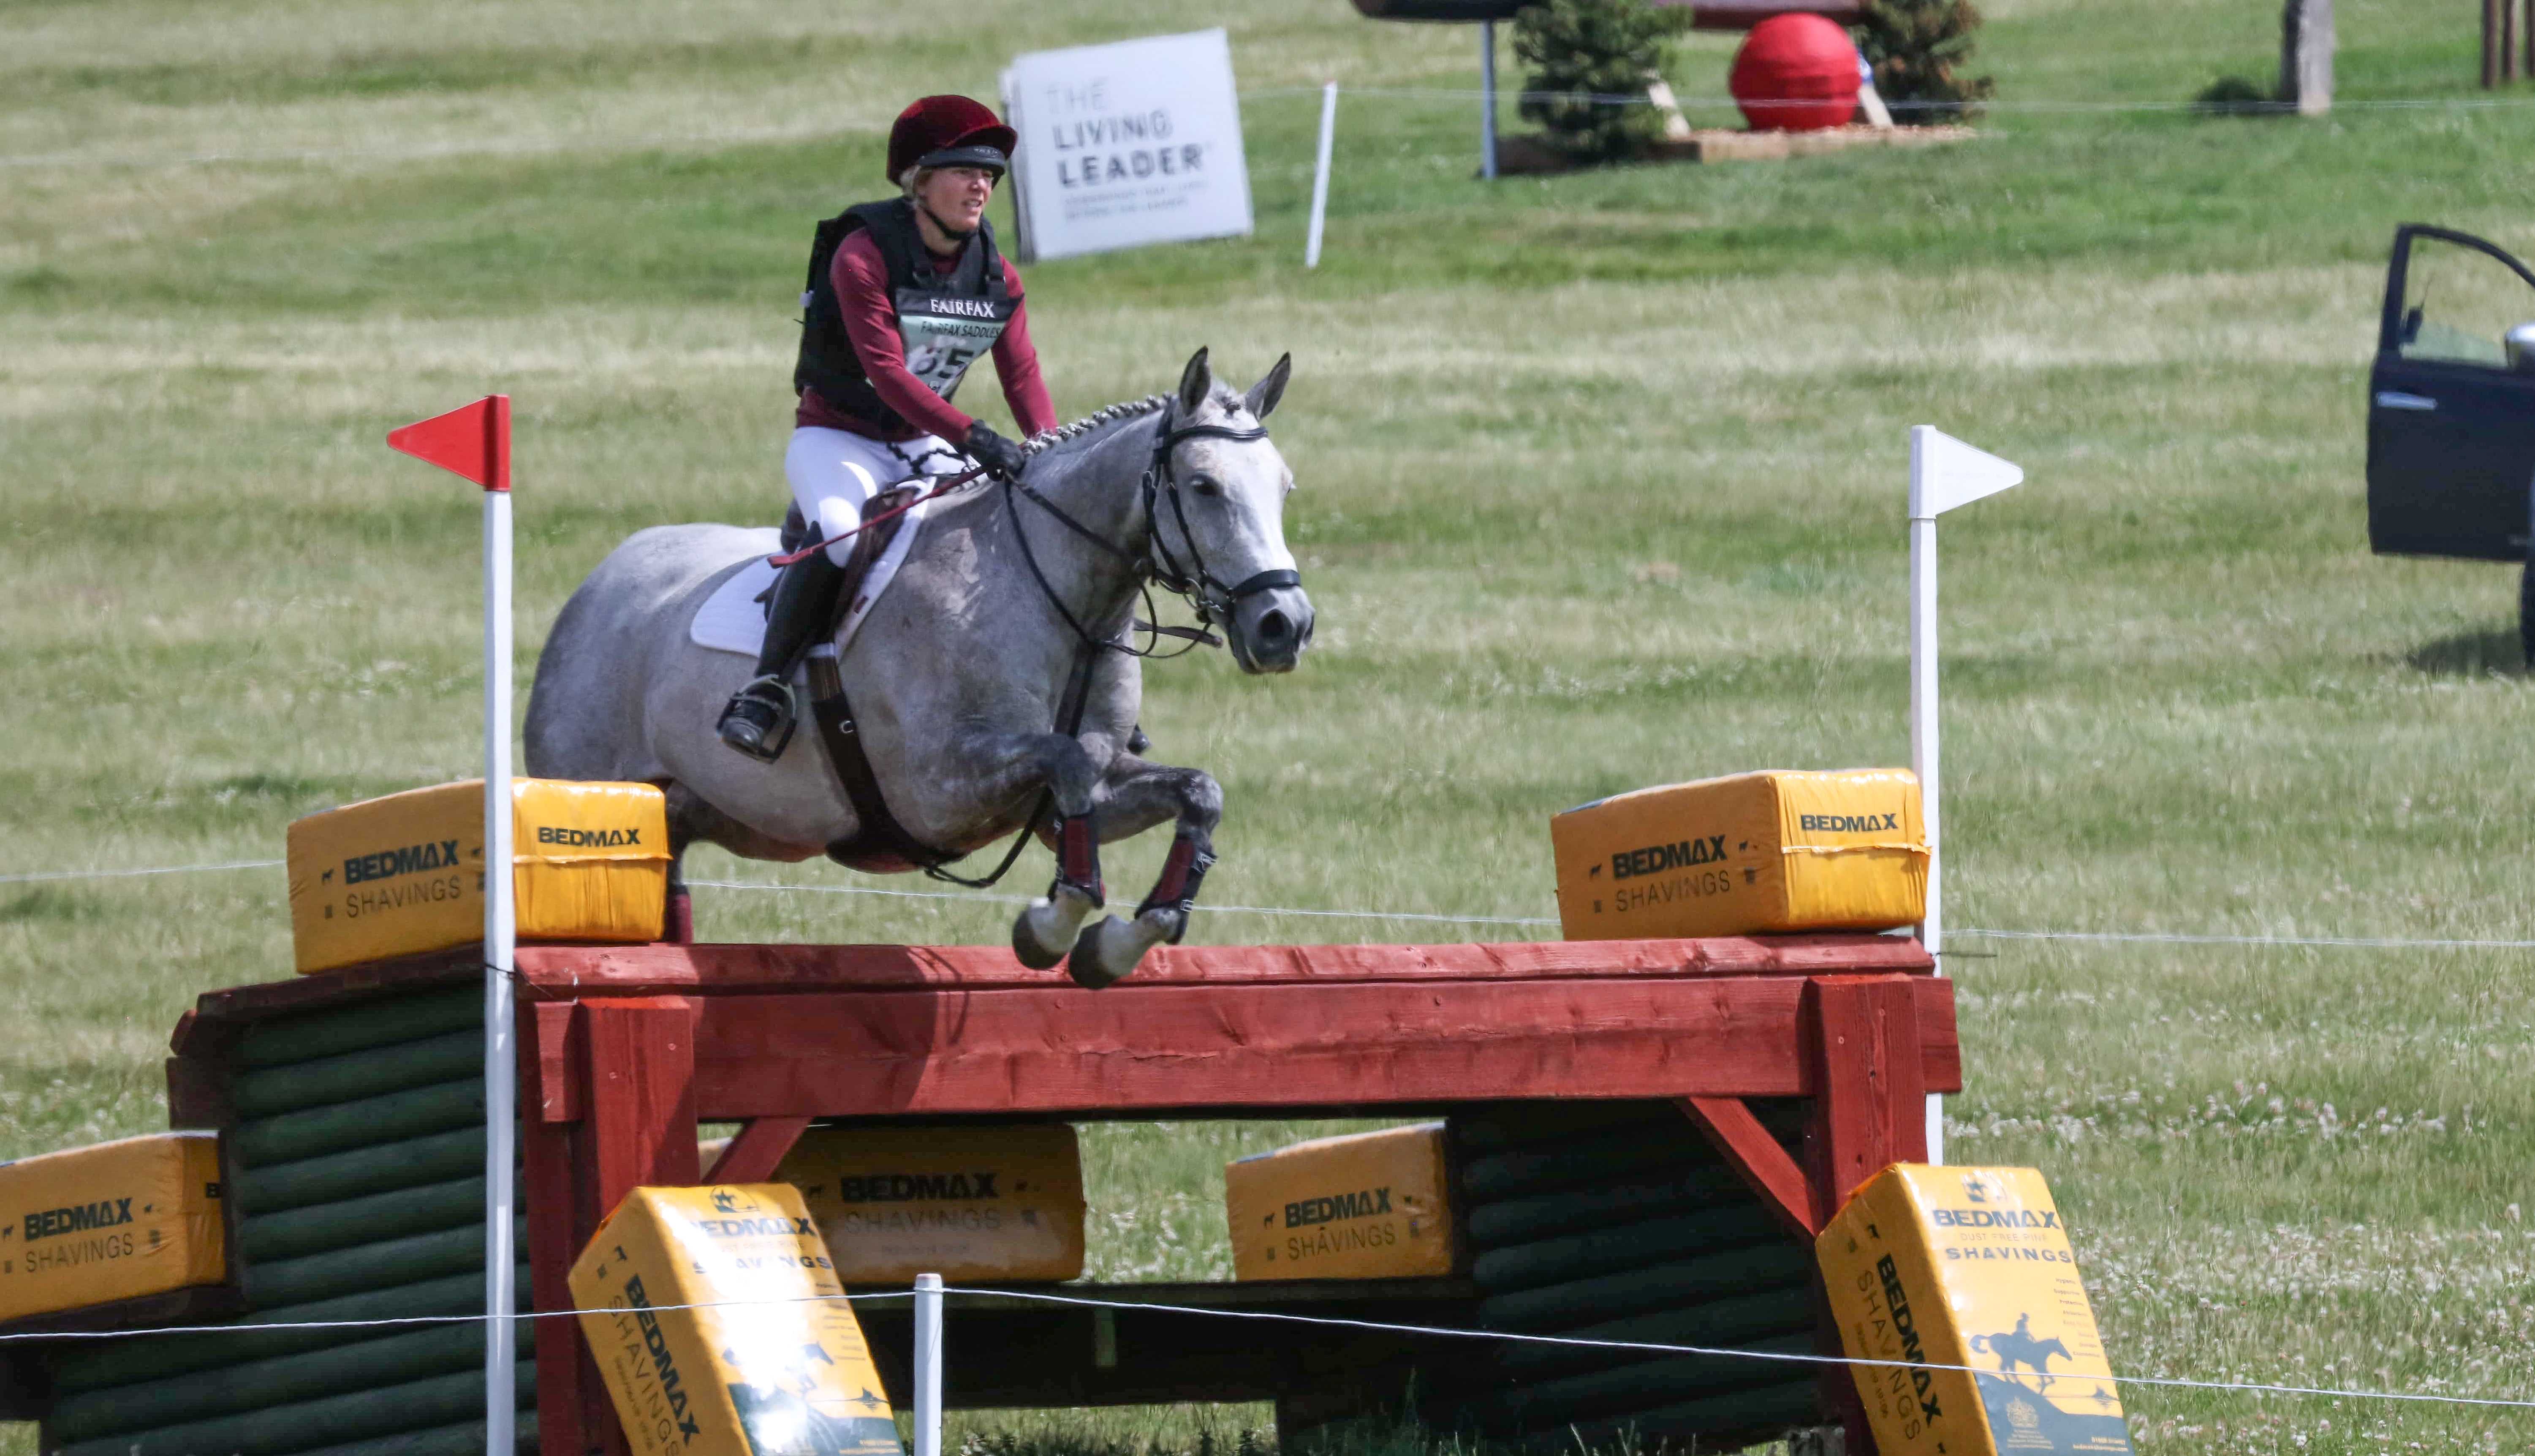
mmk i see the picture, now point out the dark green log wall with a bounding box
[45,984,537,1456]
[1441,1099,1827,1449]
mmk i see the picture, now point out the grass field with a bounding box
[7,0,2535,1451]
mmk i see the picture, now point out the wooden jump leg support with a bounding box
[1682,975,1927,1456]
[525,997,704,1456]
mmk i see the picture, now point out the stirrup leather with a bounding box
[718,674,799,762]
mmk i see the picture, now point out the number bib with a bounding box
[894,287,1016,404]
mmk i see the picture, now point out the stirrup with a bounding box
[718,675,798,762]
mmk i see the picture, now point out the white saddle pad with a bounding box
[688,496,932,659]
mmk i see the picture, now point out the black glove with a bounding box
[965,420,1028,482]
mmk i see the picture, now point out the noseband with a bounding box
[1004,404,1290,657]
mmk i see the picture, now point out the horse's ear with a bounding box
[1177,347,1211,415]
[1242,352,1291,421]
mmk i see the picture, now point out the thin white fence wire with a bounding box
[0,858,283,886]
[955,1285,2535,1413]
[11,856,2535,949]
[7,87,2535,171]
[689,876,1560,927]
[1952,927,2535,951]
[1244,84,2535,115]
[5,1281,2529,1413]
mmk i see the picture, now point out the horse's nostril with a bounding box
[1257,609,1292,645]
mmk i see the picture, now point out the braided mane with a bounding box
[1022,394,1170,457]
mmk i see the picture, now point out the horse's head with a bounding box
[1150,347,1314,674]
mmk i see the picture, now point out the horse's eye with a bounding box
[1189,474,1225,498]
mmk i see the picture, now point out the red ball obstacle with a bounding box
[1731,14,1863,132]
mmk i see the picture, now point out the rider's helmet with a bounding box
[887,96,1017,185]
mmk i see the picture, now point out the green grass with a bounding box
[6,0,2535,1452]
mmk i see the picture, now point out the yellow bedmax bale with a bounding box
[1552,768,1926,941]
[1224,1123,1455,1281]
[777,1123,1086,1284]
[0,1133,225,1323]
[286,778,668,973]
[571,1184,903,1456]
[1818,1164,2133,1456]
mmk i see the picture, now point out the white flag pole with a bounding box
[385,394,517,1448]
[1907,430,1945,1166]
[481,415,518,1453]
[1305,82,1338,268]
[1907,424,2021,1169]
[483,500,517,1446]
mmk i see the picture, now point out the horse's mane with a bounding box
[1022,395,1169,461]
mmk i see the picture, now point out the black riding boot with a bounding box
[717,550,848,761]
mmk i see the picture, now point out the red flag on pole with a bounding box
[381,390,519,1456]
[387,395,511,491]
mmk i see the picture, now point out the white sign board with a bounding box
[1001,29,1253,263]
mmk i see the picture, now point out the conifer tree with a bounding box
[1856,0,1995,122]
[1514,0,1689,163]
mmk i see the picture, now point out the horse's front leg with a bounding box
[965,730,1111,971]
[1063,754,1224,989]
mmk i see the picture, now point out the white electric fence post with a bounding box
[1479,21,1500,179]
[913,1273,945,1456]
[1907,425,2021,1169]
[481,468,517,1454]
[1305,82,1337,268]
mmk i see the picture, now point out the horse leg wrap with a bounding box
[1054,813,1104,907]
[1135,835,1215,945]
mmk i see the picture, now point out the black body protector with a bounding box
[720,200,1021,764]
[794,197,1017,431]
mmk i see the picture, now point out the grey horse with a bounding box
[523,349,1312,987]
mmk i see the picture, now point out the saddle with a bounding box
[773,488,953,875]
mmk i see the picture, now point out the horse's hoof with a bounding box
[1064,916,1146,989]
[1013,884,1103,970]
[1011,902,1071,970]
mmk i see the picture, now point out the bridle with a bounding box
[1004,402,1290,659]
[1138,408,1296,629]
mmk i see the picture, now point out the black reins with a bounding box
[917,404,1284,890]
[1004,404,1283,660]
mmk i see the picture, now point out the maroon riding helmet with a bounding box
[887,95,1018,184]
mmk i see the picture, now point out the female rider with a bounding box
[719,94,1059,759]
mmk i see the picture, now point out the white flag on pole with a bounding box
[1907,423,2020,1169]
[1910,427,2025,520]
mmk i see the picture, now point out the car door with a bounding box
[2366,225,2535,561]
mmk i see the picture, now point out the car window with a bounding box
[2398,235,2535,368]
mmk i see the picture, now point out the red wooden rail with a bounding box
[486,937,1951,1456]
[177,935,1952,1456]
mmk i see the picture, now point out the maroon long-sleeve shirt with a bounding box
[796,229,1057,442]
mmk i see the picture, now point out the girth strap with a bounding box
[809,655,952,875]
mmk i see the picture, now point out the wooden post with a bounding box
[1801,976,1928,1211]
[554,996,700,1456]
[2488,0,2505,88]
[2510,0,2524,81]
[2279,0,2334,113]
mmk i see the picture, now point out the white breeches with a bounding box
[784,428,966,553]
